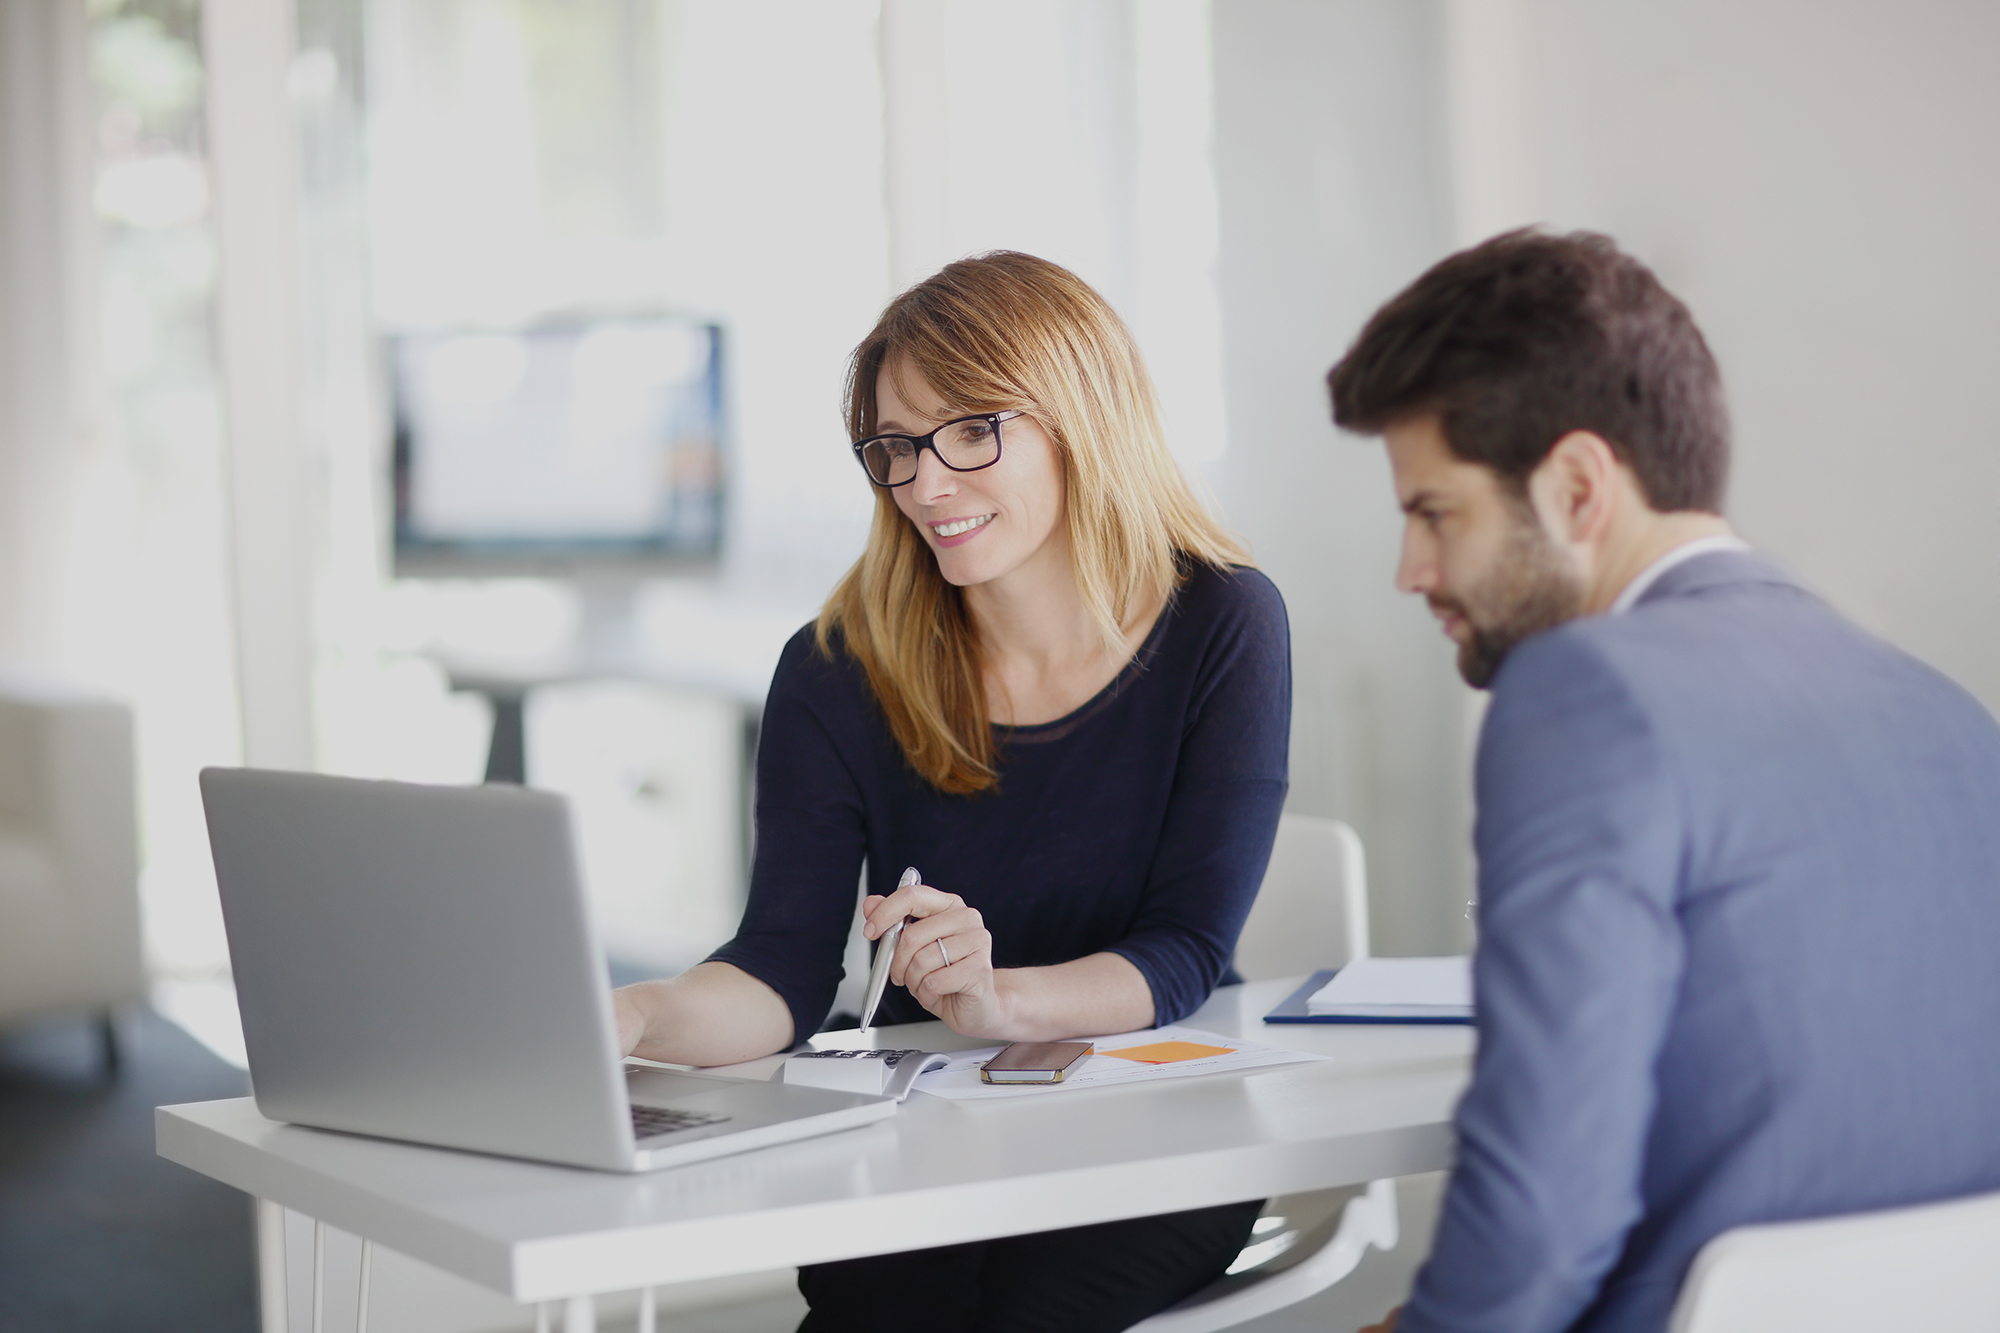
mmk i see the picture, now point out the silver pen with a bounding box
[858,866,921,1030]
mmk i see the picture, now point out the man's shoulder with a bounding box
[1499,550,1821,694]
[1492,549,1998,761]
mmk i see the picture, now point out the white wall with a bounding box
[1518,0,2000,713]
[878,0,1230,469]
[204,0,317,771]
[0,0,95,672]
[1207,0,2000,954]
[1210,0,1476,956]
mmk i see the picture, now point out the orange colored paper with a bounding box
[1098,1040,1233,1065]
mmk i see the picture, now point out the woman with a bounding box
[615,251,1290,1332]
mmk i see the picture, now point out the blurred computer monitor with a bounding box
[391,318,724,576]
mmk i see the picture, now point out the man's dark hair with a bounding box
[1328,229,1730,512]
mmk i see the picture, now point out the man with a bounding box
[1328,230,2000,1333]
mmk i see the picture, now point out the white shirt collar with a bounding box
[1609,535,1752,615]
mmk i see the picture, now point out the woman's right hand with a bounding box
[862,879,1159,1043]
[862,878,1004,1037]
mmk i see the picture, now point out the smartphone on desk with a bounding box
[980,1041,1094,1084]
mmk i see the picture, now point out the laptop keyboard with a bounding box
[631,1104,731,1139]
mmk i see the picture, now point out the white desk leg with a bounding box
[256,1199,288,1333]
[638,1287,656,1333]
[354,1239,373,1333]
[562,1295,596,1333]
[312,1219,326,1333]
[535,1302,551,1333]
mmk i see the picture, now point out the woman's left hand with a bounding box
[861,878,1004,1037]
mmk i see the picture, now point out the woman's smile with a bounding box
[930,513,995,544]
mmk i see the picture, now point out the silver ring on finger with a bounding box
[935,938,951,968]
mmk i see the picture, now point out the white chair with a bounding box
[1133,813,1394,1332]
[1232,812,1369,982]
[1668,1187,2000,1333]
[0,674,143,1068]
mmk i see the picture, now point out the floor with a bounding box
[0,1006,256,1333]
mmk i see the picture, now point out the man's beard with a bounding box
[1434,516,1586,689]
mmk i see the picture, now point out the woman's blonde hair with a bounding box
[817,251,1249,794]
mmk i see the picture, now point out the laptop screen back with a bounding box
[200,768,634,1170]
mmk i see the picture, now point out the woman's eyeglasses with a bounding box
[851,411,1024,488]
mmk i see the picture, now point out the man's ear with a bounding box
[1526,431,1624,546]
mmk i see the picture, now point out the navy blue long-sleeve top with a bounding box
[708,560,1291,1040]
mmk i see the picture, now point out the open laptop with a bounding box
[199,767,895,1173]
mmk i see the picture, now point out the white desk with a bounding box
[157,978,1471,1322]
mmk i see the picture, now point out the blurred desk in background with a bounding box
[433,588,814,881]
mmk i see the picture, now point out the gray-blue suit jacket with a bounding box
[1400,550,2000,1333]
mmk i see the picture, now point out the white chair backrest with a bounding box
[1669,1187,2000,1333]
[1233,813,1368,982]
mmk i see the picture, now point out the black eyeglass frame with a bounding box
[850,410,1026,488]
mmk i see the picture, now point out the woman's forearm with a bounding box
[989,951,1156,1041]
[615,960,795,1068]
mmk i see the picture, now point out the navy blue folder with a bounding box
[1263,968,1476,1025]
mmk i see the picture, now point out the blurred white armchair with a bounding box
[0,674,143,1067]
